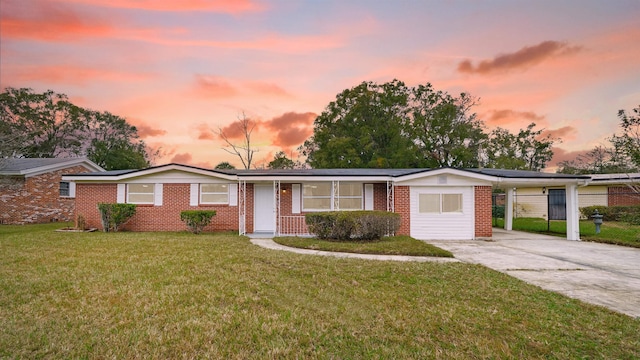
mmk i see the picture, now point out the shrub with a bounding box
[97,203,137,232]
[180,210,217,234]
[305,211,401,241]
[492,205,505,219]
[579,205,640,224]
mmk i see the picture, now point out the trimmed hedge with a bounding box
[97,203,137,232]
[305,211,401,241]
[180,210,217,234]
[579,205,640,225]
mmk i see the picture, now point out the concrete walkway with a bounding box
[251,230,640,318]
[429,229,640,318]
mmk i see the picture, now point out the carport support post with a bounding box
[565,184,580,240]
[505,188,514,231]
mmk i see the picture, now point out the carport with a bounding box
[468,169,592,240]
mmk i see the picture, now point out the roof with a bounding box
[0,158,104,177]
[62,163,591,186]
[588,172,640,185]
[465,168,591,179]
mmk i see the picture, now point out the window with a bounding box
[302,182,363,211]
[419,193,463,213]
[303,182,332,210]
[127,183,154,204]
[419,194,440,213]
[59,182,70,197]
[200,184,228,204]
[338,183,363,210]
[442,194,463,213]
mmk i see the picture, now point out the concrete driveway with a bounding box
[428,229,640,318]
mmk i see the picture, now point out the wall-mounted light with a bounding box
[542,187,546,194]
[282,188,287,194]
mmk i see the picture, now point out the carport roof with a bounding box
[464,168,590,179]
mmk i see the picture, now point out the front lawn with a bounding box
[274,235,454,257]
[494,217,640,248]
[1,224,638,358]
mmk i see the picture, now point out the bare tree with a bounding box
[216,113,258,170]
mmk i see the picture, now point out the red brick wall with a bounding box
[608,186,640,206]
[474,185,493,238]
[0,165,90,224]
[394,186,411,236]
[373,183,388,211]
[76,183,240,232]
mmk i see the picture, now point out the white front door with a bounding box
[254,184,275,232]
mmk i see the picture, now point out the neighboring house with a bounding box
[0,158,104,224]
[510,173,640,219]
[63,164,590,240]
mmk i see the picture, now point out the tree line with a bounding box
[0,88,155,170]
[300,80,556,171]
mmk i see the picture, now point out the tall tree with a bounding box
[611,105,640,168]
[217,113,258,170]
[485,123,556,171]
[557,105,639,174]
[0,87,155,170]
[268,151,296,169]
[408,85,486,167]
[214,161,236,170]
[302,80,424,168]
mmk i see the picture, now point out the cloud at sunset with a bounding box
[541,126,577,141]
[1,0,114,41]
[484,109,546,127]
[196,124,216,140]
[262,112,317,148]
[131,121,167,138]
[7,65,155,85]
[457,41,583,75]
[194,75,238,98]
[64,0,265,13]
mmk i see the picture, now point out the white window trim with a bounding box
[59,181,73,198]
[418,193,464,214]
[126,183,155,205]
[199,183,229,205]
[302,181,364,212]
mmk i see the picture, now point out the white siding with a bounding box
[410,186,474,240]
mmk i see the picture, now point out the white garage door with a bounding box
[410,186,474,240]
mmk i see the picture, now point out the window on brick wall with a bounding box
[200,184,229,204]
[302,182,363,211]
[59,182,70,197]
[127,183,155,204]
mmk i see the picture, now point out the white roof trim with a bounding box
[64,164,236,182]
[394,168,497,183]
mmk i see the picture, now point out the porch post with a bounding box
[238,180,246,235]
[505,188,514,231]
[274,180,281,236]
[566,183,580,240]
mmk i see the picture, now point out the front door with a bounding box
[254,184,275,232]
[548,189,566,220]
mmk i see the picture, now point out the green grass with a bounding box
[494,217,640,248]
[274,235,454,257]
[1,223,639,358]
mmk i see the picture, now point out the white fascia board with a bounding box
[394,168,497,184]
[496,177,591,188]
[236,175,394,182]
[23,158,105,178]
[63,164,237,182]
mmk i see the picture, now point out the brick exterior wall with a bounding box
[76,183,239,232]
[0,165,90,224]
[373,183,388,211]
[474,185,493,238]
[608,186,640,206]
[394,186,411,236]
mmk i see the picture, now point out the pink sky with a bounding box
[2,0,639,170]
